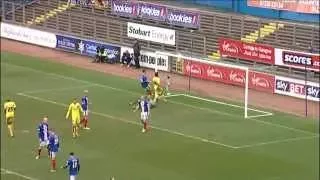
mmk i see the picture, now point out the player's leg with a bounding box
[36,141,45,159]
[6,117,14,137]
[75,117,80,137]
[83,111,90,130]
[72,120,77,138]
[141,112,147,133]
[50,151,57,172]
[70,175,76,180]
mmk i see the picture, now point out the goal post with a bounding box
[155,51,250,119]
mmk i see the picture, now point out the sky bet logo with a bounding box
[283,51,312,66]
[307,86,320,98]
[276,79,289,92]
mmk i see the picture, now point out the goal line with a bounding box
[165,93,273,119]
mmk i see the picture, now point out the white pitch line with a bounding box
[164,93,184,98]
[1,168,39,180]
[183,94,272,115]
[237,135,320,149]
[21,84,96,94]
[247,113,274,119]
[6,63,318,136]
[17,93,238,149]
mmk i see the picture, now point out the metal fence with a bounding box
[1,0,319,81]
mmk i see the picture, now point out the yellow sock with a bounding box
[7,124,14,137]
[76,126,80,137]
[72,126,76,138]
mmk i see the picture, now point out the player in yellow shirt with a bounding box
[3,99,16,137]
[152,72,161,103]
[65,98,83,138]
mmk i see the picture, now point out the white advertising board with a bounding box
[274,48,320,72]
[121,47,169,72]
[1,22,57,48]
[127,22,175,45]
[274,75,319,102]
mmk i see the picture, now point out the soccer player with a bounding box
[66,98,83,138]
[3,99,16,137]
[81,90,90,130]
[140,96,151,133]
[139,69,149,91]
[165,76,171,95]
[36,116,49,159]
[63,152,80,180]
[152,72,161,102]
[48,129,59,172]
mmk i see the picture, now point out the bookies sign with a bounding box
[275,76,319,102]
[275,48,320,72]
[56,35,121,62]
[127,22,175,45]
[111,0,200,29]
[166,8,200,28]
[120,47,169,72]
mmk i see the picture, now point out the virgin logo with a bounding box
[207,66,223,79]
[229,71,245,83]
[222,41,239,54]
[185,62,202,75]
[251,75,270,88]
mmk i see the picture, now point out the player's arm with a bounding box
[65,104,71,119]
[62,160,69,169]
[77,159,80,172]
[37,125,41,139]
[132,100,140,112]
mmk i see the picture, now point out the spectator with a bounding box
[100,47,106,63]
[94,46,101,63]
[133,40,141,69]
[121,50,132,67]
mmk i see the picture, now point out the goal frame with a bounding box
[155,51,250,119]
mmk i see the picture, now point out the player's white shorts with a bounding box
[49,151,56,159]
[39,140,49,147]
[83,110,89,117]
[140,112,149,122]
[70,175,76,180]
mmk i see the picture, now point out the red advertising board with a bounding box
[183,59,275,93]
[247,0,319,14]
[219,38,275,64]
[249,71,275,93]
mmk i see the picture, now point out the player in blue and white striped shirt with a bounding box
[48,129,59,172]
[36,116,49,159]
[81,90,90,130]
[63,152,80,180]
[139,96,151,133]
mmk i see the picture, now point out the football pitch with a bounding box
[1,52,319,180]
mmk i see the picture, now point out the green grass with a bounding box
[1,52,319,180]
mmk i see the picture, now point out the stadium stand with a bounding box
[1,0,319,81]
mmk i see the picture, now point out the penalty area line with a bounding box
[1,168,39,180]
[17,92,239,149]
[19,84,96,94]
[237,135,320,149]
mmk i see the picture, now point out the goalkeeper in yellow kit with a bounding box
[65,98,83,138]
[3,99,16,137]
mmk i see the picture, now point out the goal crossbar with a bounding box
[155,51,266,119]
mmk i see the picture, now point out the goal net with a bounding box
[155,51,273,119]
